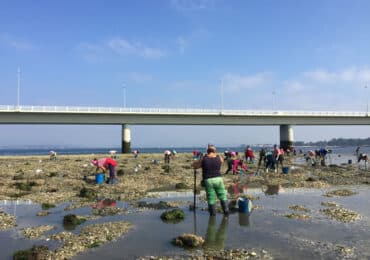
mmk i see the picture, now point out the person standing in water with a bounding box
[193,145,229,216]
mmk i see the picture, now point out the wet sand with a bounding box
[1,152,369,259]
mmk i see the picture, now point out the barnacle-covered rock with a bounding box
[172,233,204,248]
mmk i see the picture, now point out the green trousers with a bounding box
[205,177,228,205]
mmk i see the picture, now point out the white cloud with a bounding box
[170,0,216,11]
[277,67,370,111]
[78,43,105,62]
[79,37,167,61]
[0,33,35,51]
[215,68,368,111]
[303,67,370,85]
[283,80,306,93]
[107,38,136,55]
[128,72,154,84]
[107,38,166,59]
[222,72,272,92]
[175,29,210,55]
[176,37,187,54]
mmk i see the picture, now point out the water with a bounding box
[1,145,370,157]
[1,186,369,259]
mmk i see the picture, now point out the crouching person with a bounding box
[91,158,118,184]
[193,145,229,217]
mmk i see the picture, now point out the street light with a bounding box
[123,84,126,108]
[272,89,276,111]
[220,78,224,112]
[366,85,368,115]
[17,67,21,108]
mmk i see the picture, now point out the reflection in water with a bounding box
[264,184,284,195]
[203,216,228,252]
[92,198,116,209]
[238,213,251,227]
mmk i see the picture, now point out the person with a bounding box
[355,146,360,157]
[265,150,276,172]
[244,146,255,163]
[224,151,236,175]
[193,145,229,216]
[109,150,118,159]
[164,150,171,164]
[277,148,285,168]
[319,147,329,166]
[273,145,283,171]
[306,150,316,166]
[258,147,266,168]
[91,157,118,184]
[193,149,199,160]
[232,159,247,175]
[133,149,139,159]
[49,151,57,160]
[358,153,368,163]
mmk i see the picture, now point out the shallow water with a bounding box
[1,186,370,260]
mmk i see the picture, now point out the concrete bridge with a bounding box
[1,105,369,153]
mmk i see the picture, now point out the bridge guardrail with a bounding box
[0,105,367,117]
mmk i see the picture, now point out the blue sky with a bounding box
[1,0,370,148]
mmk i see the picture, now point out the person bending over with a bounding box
[91,157,118,184]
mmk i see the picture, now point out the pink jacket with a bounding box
[232,159,247,174]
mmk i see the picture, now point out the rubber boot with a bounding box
[208,204,216,216]
[220,200,229,217]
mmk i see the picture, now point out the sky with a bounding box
[1,0,370,148]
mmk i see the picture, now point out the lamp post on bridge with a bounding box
[220,78,224,113]
[17,67,21,109]
[123,84,126,108]
[366,85,368,116]
[272,89,276,111]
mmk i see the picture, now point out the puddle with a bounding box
[295,152,366,168]
[1,186,370,259]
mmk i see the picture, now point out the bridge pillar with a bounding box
[122,124,131,154]
[280,125,294,150]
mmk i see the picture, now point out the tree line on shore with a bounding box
[295,137,370,147]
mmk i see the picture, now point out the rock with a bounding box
[160,209,185,223]
[136,201,176,210]
[63,214,86,229]
[0,210,16,230]
[321,201,339,207]
[13,245,51,260]
[289,205,311,212]
[175,182,189,189]
[41,202,56,210]
[284,213,311,220]
[320,207,360,222]
[79,187,97,200]
[172,233,204,248]
[22,225,54,239]
[324,189,358,197]
[37,210,50,217]
[49,221,132,259]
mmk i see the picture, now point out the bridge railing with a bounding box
[0,105,367,116]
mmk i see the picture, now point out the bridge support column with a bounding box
[280,125,294,150]
[122,124,131,154]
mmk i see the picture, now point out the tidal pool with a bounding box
[1,186,370,259]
